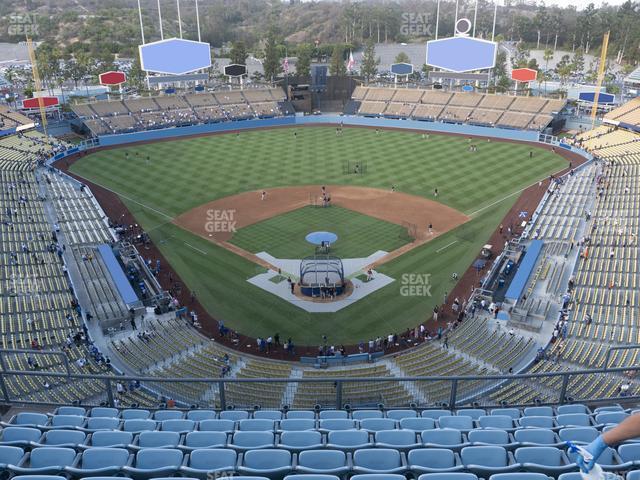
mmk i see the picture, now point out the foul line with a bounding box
[467,178,543,217]
[82,179,174,220]
[184,242,208,255]
[436,240,458,253]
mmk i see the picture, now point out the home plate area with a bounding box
[247,251,395,313]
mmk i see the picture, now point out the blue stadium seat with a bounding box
[319,419,358,431]
[186,410,217,421]
[352,448,406,475]
[375,429,421,451]
[422,410,452,420]
[418,474,478,480]
[2,413,48,429]
[123,419,157,433]
[325,429,372,451]
[285,475,340,480]
[238,449,292,479]
[239,419,276,431]
[219,410,250,421]
[121,409,151,420]
[160,419,196,433]
[408,448,464,474]
[153,410,183,421]
[456,409,486,420]
[468,429,517,449]
[11,476,69,480]
[0,427,42,447]
[438,416,473,432]
[31,430,86,449]
[89,407,119,418]
[558,427,599,444]
[279,419,316,431]
[566,446,632,472]
[594,405,624,413]
[514,446,576,474]
[180,431,228,451]
[557,473,584,480]
[200,419,236,433]
[556,405,589,415]
[45,415,86,430]
[401,417,436,432]
[519,416,555,429]
[0,445,25,470]
[490,474,552,480]
[387,410,418,421]
[64,447,131,477]
[286,411,316,420]
[556,414,592,428]
[318,410,348,420]
[121,447,183,480]
[352,475,406,480]
[523,407,554,417]
[254,411,284,421]
[628,471,640,480]
[478,415,515,431]
[80,416,120,432]
[54,407,86,417]
[296,450,349,476]
[490,409,521,419]
[596,411,629,425]
[278,431,323,452]
[352,410,384,420]
[179,448,237,480]
[84,430,133,449]
[132,431,181,450]
[360,418,397,432]
[228,431,275,451]
[513,428,561,447]
[9,446,78,476]
[460,446,519,476]
[618,444,640,467]
[422,428,469,451]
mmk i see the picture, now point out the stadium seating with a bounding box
[352,87,564,131]
[71,87,287,135]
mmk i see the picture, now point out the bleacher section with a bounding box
[0,105,33,130]
[72,87,287,135]
[605,97,640,127]
[352,87,563,131]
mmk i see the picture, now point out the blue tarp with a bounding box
[97,244,139,306]
[504,240,544,303]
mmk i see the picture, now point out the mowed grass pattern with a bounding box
[229,206,410,259]
[71,126,568,344]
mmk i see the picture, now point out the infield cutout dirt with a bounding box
[173,186,469,270]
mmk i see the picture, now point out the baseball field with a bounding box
[70,126,567,345]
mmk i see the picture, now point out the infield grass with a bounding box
[71,126,568,345]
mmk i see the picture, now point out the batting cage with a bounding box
[299,254,346,297]
[343,159,367,175]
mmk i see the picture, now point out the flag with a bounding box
[283,57,289,74]
[347,50,355,72]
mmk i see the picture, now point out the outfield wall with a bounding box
[96,115,542,146]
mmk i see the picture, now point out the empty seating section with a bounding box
[605,97,640,126]
[0,105,32,129]
[0,132,69,171]
[353,87,563,131]
[71,87,286,135]
[576,127,640,162]
[227,360,292,408]
[1,403,639,480]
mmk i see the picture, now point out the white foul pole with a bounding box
[176,0,183,38]
[195,0,202,42]
[137,0,145,44]
[157,0,164,40]
[454,0,460,26]
[435,0,441,40]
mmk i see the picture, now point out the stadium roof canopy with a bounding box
[624,66,640,86]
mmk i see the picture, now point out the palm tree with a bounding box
[543,48,554,95]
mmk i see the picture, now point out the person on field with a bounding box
[261,190,266,201]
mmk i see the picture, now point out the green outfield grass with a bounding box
[71,126,568,344]
[229,205,410,259]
